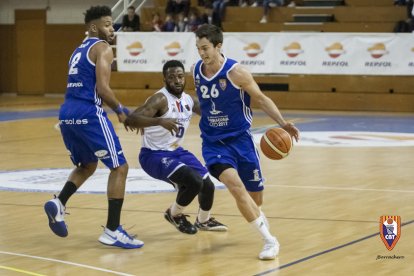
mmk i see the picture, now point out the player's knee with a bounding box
[112,163,128,177]
[170,166,203,194]
[202,176,215,193]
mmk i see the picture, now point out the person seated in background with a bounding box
[122,6,140,31]
[163,14,176,32]
[166,0,191,19]
[211,0,238,29]
[152,12,163,32]
[259,0,284,23]
[175,12,188,32]
[187,8,203,32]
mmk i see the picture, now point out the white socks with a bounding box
[197,208,210,223]
[250,215,274,241]
[170,202,185,217]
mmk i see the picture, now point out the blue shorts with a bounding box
[202,131,264,192]
[139,147,208,185]
[59,102,126,169]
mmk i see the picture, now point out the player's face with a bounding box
[196,37,221,65]
[97,16,115,44]
[164,67,186,96]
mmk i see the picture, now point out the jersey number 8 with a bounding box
[69,52,81,75]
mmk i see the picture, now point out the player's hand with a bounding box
[117,112,128,124]
[282,122,300,142]
[160,118,181,135]
[123,116,138,132]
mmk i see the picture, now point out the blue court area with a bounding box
[1,108,413,133]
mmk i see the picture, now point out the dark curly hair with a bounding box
[84,6,112,24]
[163,60,185,76]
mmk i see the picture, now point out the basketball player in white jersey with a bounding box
[125,60,227,234]
[193,24,300,260]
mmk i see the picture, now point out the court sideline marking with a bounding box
[0,265,45,276]
[0,251,135,276]
[254,219,414,276]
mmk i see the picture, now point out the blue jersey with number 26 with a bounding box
[194,57,252,142]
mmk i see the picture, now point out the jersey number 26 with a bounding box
[200,84,219,99]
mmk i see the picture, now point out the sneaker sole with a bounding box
[44,201,68,237]
[99,240,144,249]
[196,226,228,232]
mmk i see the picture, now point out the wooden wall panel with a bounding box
[15,10,46,95]
[45,24,85,94]
[0,25,17,93]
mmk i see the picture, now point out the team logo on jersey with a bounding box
[195,74,200,87]
[185,104,190,111]
[379,216,401,251]
[325,42,346,59]
[126,41,144,56]
[219,79,227,90]
[243,42,263,58]
[164,41,183,56]
[284,42,304,58]
[176,101,184,112]
[368,43,388,59]
[209,100,222,115]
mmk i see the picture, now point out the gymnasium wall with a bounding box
[0,0,115,94]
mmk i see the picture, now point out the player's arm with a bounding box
[229,65,300,141]
[191,95,201,116]
[125,93,180,134]
[93,42,128,122]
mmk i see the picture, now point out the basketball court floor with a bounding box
[0,95,413,275]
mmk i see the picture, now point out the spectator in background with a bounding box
[163,14,177,32]
[152,12,163,32]
[199,0,214,25]
[175,12,188,32]
[211,0,238,29]
[166,0,191,19]
[259,0,284,23]
[122,6,140,31]
[187,8,203,32]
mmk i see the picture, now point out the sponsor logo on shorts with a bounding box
[161,157,174,168]
[95,150,108,158]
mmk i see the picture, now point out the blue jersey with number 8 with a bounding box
[65,37,103,106]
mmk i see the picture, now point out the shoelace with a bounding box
[119,227,137,240]
[53,194,70,216]
[176,214,191,225]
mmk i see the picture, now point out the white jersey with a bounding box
[142,87,194,151]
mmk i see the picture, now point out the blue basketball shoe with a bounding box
[99,225,144,249]
[44,197,68,237]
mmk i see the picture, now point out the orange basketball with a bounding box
[260,128,293,160]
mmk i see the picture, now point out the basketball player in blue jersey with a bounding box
[43,6,145,249]
[193,24,300,260]
[124,60,227,234]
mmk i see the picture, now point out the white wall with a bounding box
[0,0,148,24]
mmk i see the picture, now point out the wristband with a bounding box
[114,104,130,115]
